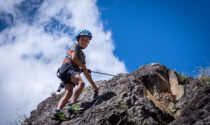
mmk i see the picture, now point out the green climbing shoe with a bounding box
[67,103,85,114]
[52,110,67,121]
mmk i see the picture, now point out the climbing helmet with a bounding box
[76,29,92,40]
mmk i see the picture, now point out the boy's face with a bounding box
[78,35,90,49]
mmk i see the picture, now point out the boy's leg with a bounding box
[57,84,74,110]
[70,74,85,104]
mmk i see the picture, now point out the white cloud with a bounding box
[0,0,23,14]
[0,0,127,124]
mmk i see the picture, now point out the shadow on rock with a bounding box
[81,91,116,110]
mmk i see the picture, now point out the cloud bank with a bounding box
[0,0,127,124]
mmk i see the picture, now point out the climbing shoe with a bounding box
[52,110,67,121]
[67,103,85,114]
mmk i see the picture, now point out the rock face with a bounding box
[22,63,210,125]
[169,79,210,125]
[169,70,184,100]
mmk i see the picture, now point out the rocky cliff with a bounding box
[22,63,210,125]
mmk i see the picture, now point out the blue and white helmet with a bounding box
[76,29,92,40]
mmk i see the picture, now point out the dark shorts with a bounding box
[59,62,80,85]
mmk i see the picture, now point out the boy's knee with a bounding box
[79,81,85,88]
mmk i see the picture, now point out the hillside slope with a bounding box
[22,63,210,125]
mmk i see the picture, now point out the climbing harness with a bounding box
[56,68,115,92]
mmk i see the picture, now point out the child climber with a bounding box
[53,29,99,120]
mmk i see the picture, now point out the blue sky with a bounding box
[0,0,209,124]
[97,0,210,75]
[0,0,209,75]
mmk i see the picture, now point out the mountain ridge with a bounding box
[22,63,210,125]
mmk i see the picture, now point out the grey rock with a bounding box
[22,63,209,125]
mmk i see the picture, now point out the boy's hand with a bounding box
[94,86,99,91]
[93,90,99,100]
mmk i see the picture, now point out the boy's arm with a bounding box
[83,68,99,91]
[71,51,99,91]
